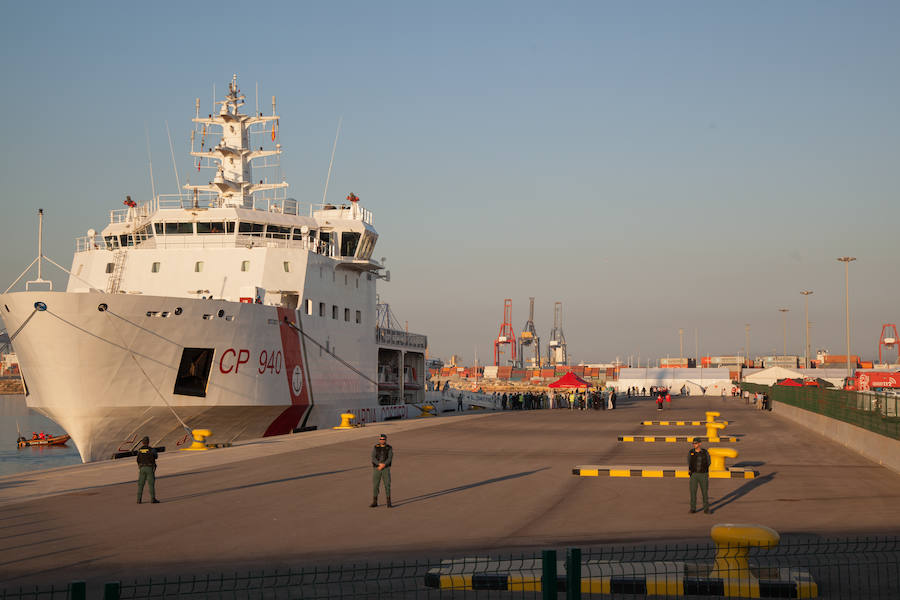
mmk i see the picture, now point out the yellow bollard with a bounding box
[182,429,212,451]
[705,421,726,441]
[709,524,780,596]
[708,447,739,472]
[418,404,436,418]
[705,411,721,422]
[333,413,357,429]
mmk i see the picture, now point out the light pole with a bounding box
[837,257,856,379]
[745,324,750,367]
[778,308,789,359]
[801,291,813,369]
[679,328,684,360]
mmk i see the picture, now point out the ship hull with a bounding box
[0,290,430,462]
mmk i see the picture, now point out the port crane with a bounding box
[494,298,517,366]
[548,301,567,366]
[518,297,541,368]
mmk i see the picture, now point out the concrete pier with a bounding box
[2,396,899,587]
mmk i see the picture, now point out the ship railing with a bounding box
[376,327,427,349]
[109,203,153,224]
[310,203,374,225]
[76,233,336,254]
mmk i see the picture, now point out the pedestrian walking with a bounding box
[370,434,393,508]
[688,439,710,513]
[136,436,159,504]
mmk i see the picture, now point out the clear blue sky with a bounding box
[2,1,898,365]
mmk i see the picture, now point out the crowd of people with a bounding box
[490,389,618,410]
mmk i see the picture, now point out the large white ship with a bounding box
[0,76,456,462]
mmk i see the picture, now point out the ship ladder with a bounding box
[106,250,128,294]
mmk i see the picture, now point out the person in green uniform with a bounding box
[136,436,160,504]
[370,434,393,508]
[688,438,710,513]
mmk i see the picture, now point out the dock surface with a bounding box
[2,396,899,587]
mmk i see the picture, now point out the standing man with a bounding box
[136,436,160,504]
[688,439,710,513]
[370,434,393,508]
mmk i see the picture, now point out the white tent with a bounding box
[743,366,802,386]
[613,368,732,396]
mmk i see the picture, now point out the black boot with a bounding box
[386,496,393,508]
[370,496,378,508]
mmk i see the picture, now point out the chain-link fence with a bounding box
[2,536,898,599]
[740,383,899,440]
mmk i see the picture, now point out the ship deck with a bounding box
[1,396,899,588]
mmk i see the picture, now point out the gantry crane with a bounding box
[879,324,899,364]
[548,301,567,366]
[518,297,541,368]
[494,298,516,366]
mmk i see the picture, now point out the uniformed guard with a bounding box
[136,436,160,504]
[688,439,710,513]
[370,434,393,508]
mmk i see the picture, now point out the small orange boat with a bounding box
[17,434,70,448]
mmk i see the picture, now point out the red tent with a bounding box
[776,378,803,387]
[548,372,592,388]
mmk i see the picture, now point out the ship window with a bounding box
[195,261,204,272]
[332,305,338,320]
[105,263,115,273]
[306,299,313,315]
[164,222,194,235]
[238,222,265,236]
[293,227,314,241]
[356,310,362,324]
[197,222,226,234]
[241,260,250,272]
[266,225,291,239]
[226,221,236,233]
[173,347,214,398]
[283,261,291,272]
[151,262,160,273]
[340,232,361,257]
[344,308,350,322]
[154,223,163,235]
[319,302,325,317]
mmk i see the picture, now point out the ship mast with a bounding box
[185,74,287,208]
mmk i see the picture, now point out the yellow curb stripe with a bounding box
[439,574,472,590]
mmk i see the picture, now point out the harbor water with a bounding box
[0,394,80,476]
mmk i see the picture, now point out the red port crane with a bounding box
[494,299,517,366]
[879,324,899,364]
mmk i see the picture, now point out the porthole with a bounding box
[3,305,8,312]
[174,307,183,316]
[217,309,225,318]
[98,303,108,312]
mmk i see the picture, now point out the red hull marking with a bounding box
[264,308,311,436]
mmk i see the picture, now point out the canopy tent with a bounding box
[548,372,592,388]
[776,378,803,387]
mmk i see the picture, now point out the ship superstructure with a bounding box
[0,76,432,462]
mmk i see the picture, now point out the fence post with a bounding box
[103,582,120,600]
[542,550,557,599]
[566,547,581,600]
[69,581,86,600]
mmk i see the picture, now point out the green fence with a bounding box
[2,536,898,599]
[740,383,900,440]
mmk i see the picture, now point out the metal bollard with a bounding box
[566,547,581,600]
[542,549,557,599]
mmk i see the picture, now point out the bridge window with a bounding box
[164,222,194,235]
[238,222,265,236]
[151,262,160,273]
[266,225,291,240]
[197,222,226,234]
[340,232,361,257]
